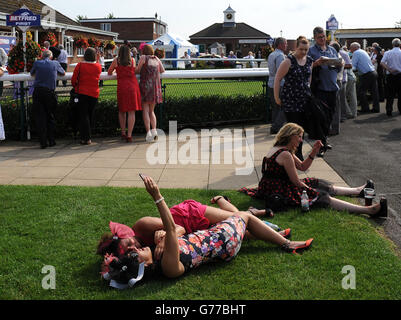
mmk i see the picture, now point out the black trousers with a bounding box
[59,63,68,86]
[385,73,401,114]
[78,94,97,142]
[32,87,57,147]
[358,71,380,112]
[314,90,336,143]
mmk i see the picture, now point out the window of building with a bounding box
[101,23,111,32]
[77,47,85,56]
[64,36,74,56]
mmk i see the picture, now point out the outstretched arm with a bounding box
[143,176,185,278]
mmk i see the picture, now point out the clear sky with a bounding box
[42,0,401,40]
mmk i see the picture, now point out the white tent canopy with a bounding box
[149,33,198,69]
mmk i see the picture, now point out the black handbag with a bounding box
[265,193,288,212]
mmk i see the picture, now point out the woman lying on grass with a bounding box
[99,176,314,288]
[97,192,287,261]
[241,122,387,218]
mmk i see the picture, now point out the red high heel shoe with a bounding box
[280,228,292,240]
[281,238,314,254]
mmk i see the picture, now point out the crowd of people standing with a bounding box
[268,26,401,159]
[0,40,165,149]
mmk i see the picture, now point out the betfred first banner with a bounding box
[6,8,41,27]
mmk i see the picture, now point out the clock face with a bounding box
[226,13,232,20]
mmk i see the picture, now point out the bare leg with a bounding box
[205,207,291,241]
[204,206,237,225]
[329,196,380,215]
[149,103,157,130]
[118,112,126,135]
[127,111,135,138]
[211,196,238,212]
[332,185,365,196]
[142,103,150,133]
[236,212,306,249]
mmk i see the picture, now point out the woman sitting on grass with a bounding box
[97,193,288,261]
[241,122,387,218]
[100,176,314,288]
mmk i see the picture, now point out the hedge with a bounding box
[0,94,267,140]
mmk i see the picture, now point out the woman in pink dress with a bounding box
[135,44,165,142]
[108,45,142,142]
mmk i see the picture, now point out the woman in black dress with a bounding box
[274,36,313,160]
[253,122,387,216]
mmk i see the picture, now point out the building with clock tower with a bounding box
[223,6,236,27]
[189,6,271,56]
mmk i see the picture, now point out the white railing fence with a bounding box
[0,68,269,82]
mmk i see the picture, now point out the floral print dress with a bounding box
[139,55,163,104]
[178,216,246,272]
[280,54,313,113]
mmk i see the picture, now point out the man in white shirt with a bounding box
[381,38,401,116]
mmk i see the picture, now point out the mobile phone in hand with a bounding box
[139,173,147,181]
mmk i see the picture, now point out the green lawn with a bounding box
[98,79,264,99]
[1,185,401,300]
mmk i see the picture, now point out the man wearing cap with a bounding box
[381,38,401,117]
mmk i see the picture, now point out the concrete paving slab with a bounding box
[0,157,47,167]
[0,124,348,191]
[22,166,74,179]
[121,158,166,169]
[78,157,126,168]
[112,168,164,182]
[65,167,118,180]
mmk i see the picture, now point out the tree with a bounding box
[76,15,87,22]
[395,20,401,28]
[106,13,115,19]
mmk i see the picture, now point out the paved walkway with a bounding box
[0,124,348,189]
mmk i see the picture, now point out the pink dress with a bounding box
[116,59,142,112]
[139,55,163,104]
